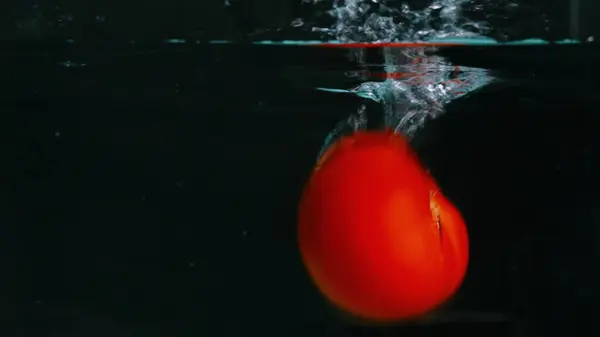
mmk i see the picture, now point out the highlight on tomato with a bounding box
[297,129,469,323]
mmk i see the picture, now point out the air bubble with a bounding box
[291,18,304,27]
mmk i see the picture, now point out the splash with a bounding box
[311,0,488,42]
[301,0,501,142]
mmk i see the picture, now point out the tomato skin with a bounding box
[298,130,469,322]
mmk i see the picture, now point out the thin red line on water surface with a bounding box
[367,65,465,80]
[314,42,465,48]
[368,72,417,79]
[368,72,466,80]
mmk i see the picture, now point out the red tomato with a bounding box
[298,130,469,322]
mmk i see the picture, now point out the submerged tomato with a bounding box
[298,130,469,322]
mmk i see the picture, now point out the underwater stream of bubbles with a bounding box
[300,0,499,146]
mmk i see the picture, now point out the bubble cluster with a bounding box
[312,0,488,42]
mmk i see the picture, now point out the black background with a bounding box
[3,0,600,336]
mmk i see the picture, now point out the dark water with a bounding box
[3,23,600,337]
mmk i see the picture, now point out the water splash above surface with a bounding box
[312,0,488,43]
